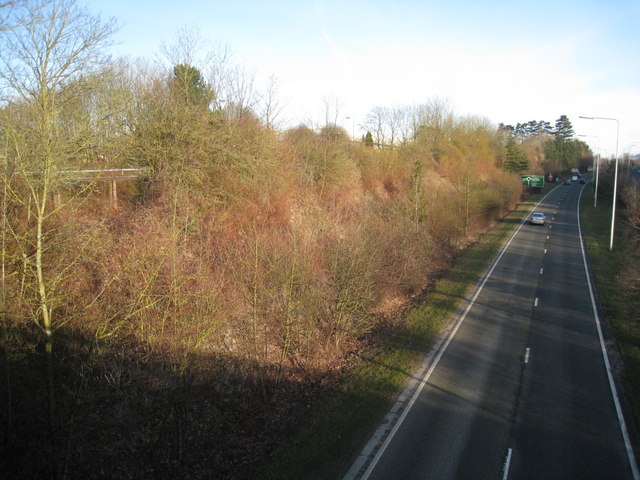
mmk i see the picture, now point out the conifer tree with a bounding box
[504,135,529,172]
[553,115,575,168]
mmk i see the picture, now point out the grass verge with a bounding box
[580,184,640,438]
[263,188,550,480]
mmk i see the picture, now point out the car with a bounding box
[579,178,586,184]
[529,212,546,225]
[563,178,571,185]
[571,176,578,182]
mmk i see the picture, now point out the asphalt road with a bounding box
[346,178,638,480]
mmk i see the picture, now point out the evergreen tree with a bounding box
[504,135,529,172]
[364,131,374,147]
[554,115,574,140]
[553,115,575,168]
[171,63,213,107]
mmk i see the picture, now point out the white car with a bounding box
[529,212,546,225]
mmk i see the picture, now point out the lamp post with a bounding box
[578,134,600,208]
[579,116,619,251]
[625,142,640,174]
[345,116,355,141]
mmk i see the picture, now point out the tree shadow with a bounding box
[0,322,324,480]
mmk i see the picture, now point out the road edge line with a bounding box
[578,182,640,480]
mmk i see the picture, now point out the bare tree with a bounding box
[258,74,283,129]
[0,0,117,459]
[363,106,387,147]
[0,1,28,32]
[322,94,342,126]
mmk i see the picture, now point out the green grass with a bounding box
[263,188,550,480]
[580,185,640,431]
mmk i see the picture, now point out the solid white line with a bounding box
[503,448,513,480]
[350,189,559,480]
[577,185,640,480]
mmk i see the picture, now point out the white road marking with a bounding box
[345,188,561,480]
[503,448,513,480]
[540,268,544,275]
[534,297,539,307]
[524,347,530,364]
[576,187,640,480]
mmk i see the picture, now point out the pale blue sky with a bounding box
[89,0,640,157]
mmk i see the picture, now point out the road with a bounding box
[345,177,638,480]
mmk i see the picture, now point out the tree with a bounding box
[363,131,374,147]
[363,106,387,147]
[552,114,575,168]
[257,74,283,129]
[0,0,117,465]
[554,114,574,140]
[170,63,213,107]
[504,135,529,172]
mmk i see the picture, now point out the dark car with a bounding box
[579,178,586,184]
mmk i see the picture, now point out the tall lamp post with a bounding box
[579,116,619,251]
[578,134,600,208]
[625,142,640,174]
[345,116,355,141]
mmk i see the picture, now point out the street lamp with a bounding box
[624,142,640,174]
[578,134,600,208]
[345,116,355,141]
[579,116,619,251]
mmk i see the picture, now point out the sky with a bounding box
[88,0,640,158]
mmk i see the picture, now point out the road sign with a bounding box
[522,175,545,187]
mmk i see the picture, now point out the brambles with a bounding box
[0,6,527,477]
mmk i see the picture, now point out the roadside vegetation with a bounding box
[0,1,595,479]
[580,172,640,441]
[264,189,550,479]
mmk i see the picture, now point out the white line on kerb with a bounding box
[503,448,513,480]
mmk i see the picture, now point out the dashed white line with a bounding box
[524,347,531,364]
[540,267,544,275]
[534,297,539,307]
